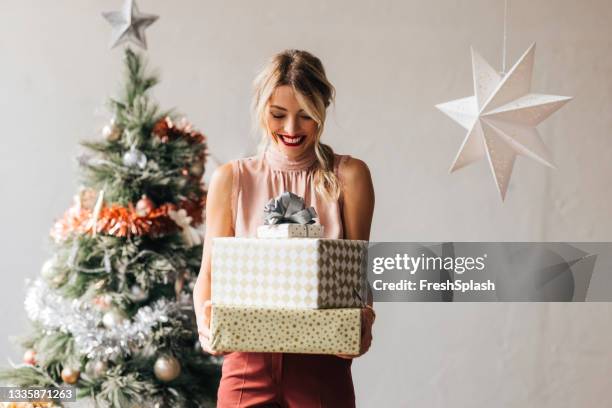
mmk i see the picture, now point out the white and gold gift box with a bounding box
[256,223,324,238]
[212,237,368,309]
[210,305,361,355]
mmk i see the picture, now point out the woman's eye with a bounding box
[300,115,312,120]
[271,113,285,119]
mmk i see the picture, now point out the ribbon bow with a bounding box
[263,192,318,225]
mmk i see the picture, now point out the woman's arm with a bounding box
[337,156,376,358]
[193,162,234,354]
[340,157,375,242]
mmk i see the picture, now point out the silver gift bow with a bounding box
[263,191,318,225]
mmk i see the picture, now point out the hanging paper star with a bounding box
[102,0,159,50]
[436,43,572,200]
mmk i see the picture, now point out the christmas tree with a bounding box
[0,49,221,407]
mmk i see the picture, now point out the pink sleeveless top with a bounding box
[230,144,350,239]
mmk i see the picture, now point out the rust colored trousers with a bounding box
[217,351,356,408]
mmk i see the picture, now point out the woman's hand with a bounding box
[197,300,228,356]
[336,305,376,359]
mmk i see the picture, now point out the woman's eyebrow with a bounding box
[270,105,305,113]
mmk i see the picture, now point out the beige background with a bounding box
[1,0,611,407]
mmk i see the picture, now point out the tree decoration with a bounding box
[85,360,108,379]
[122,145,148,169]
[153,355,181,382]
[102,309,129,329]
[129,285,148,302]
[78,188,99,210]
[435,0,572,200]
[436,44,572,200]
[23,349,37,366]
[102,0,158,50]
[61,367,80,384]
[102,118,122,141]
[135,194,155,217]
[51,196,204,241]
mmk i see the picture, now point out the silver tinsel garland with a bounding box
[25,278,186,361]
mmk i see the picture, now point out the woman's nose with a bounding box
[284,117,299,135]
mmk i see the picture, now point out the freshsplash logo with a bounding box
[371,253,487,275]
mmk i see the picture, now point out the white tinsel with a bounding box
[25,278,187,361]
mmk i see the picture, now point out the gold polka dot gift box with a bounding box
[212,237,368,309]
[210,304,361,355]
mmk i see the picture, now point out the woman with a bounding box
[193,49,376,408]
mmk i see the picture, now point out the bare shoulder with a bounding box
[338,156,372,185]
[207,162,234,206]
[209,162,234,190]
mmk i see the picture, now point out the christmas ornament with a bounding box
[102,119,122,141]
[189,161,205,178]
[85,360,108,379]
[102,309,128,329]
[152,116,206,145]
[168,208,203,247]
[23,349,36,365]
[123,145,148,169]
[61,367,80,384]
[102,0,158,50]
[51,274,66,286]
[135,195,155,217]
[26,279,180,361]
[51,195,204,240]
[129,285,148,302]
[435,43,572,200]
[78,188,98,210]
[40,257,57,280]
[153,355,181,382]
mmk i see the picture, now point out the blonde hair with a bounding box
[251,49,340,201]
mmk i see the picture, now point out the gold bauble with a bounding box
[153,355,181,382]
[61,367,80,384]
[102,123,122,141]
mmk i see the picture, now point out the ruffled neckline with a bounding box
[264,142,317,171]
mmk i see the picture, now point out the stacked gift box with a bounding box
[209,192,368,355]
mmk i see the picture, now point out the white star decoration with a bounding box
[102,0,159,50]
[436,43,572,200]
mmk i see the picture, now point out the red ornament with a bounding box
[23,349,36,365]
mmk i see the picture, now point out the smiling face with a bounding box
[266,85,319,158]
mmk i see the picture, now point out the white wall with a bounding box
[1,1,611,407]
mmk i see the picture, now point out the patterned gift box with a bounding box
[256,223,324,238]
[212,237,368,308]
[210,305,361,355]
